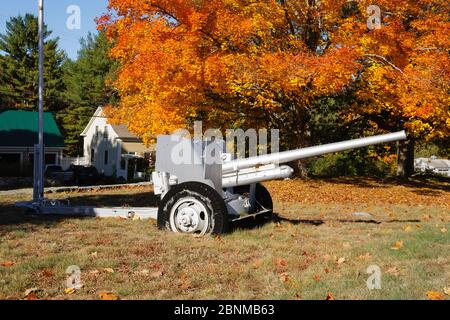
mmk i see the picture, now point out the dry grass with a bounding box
[0,178,449,300]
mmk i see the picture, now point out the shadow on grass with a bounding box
[314,176,450,195]
[0,191,160,233]
[273,214,422,227]
[0,189,425,235]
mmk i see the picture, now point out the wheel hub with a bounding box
[170,197,209,234]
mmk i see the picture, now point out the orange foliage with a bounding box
[99,0,449,143]
[336,0,449,140]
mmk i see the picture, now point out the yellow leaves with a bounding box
[65,287,77,295]
[426,291,444,300]
[98,291,120,300]
[336,257,346,265]
[103,268,115,273]
[102,0,449,144]
[358,253,373,261]
[391,241,404,250]
[403,225,413,232]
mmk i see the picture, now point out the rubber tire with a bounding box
[235,183,274,217]
[157,182,229,235]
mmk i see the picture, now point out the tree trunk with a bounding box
[397,138,415,177]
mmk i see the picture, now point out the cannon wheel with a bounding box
[157,182,229,236]
[236,183,274,218]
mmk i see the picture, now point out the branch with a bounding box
[364,54,404,74]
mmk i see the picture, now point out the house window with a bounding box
[104,150,109,165]
[91,149,95,163]
[103,126,108,139]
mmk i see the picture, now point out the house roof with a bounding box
[0,110,65,148]
[80,107,141,142]
[111,124,140,140]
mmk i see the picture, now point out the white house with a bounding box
[80,107,155,180]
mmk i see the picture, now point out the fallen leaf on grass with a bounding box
[24,287,40,300]
[386,267,400,276]
[343,242,351,249]
[324,268,330,274]
[358,253,372,260]
[98,291,120,300]
[391,241,403,250]
[24,292,39,300]
[441,228,447,233]
[336,257,346,265]
[252,260,262,269]
[313,275,321,282]
[275,258,288,268]
[103,268,114,273]
[89,269,100,276]
[150,270,164,279]
[90,252,98,258]
[404,226,413,232]
[325,292,335,300]
[65,288,76,295]
[179,282,192,291]
[1,261,14,267]
[426,291,444,300]
[135,269,149,276]
[279,273,290,283]
[42,268,54,278]
[443,287,450,296]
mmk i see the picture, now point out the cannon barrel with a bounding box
[222,131,407,174]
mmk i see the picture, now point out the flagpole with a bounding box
[37,0,45,200]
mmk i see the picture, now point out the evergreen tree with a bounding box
[0,14,66,111]
[59,31,117,156]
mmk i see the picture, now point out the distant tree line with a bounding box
[0,14,117,156]
[0,12,448,178]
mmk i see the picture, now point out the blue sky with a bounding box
[0,0,109,59]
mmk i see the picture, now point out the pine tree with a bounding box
[59,31,118,156]
[0,14,66,111]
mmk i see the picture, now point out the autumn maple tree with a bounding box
[336,0,449,175]
[99,0,449,176]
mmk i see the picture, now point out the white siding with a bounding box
[83,115,119,177]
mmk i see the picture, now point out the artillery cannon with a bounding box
[17,130,406,236]
[151,130,406,235]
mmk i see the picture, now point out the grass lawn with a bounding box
[0,178,449,300]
